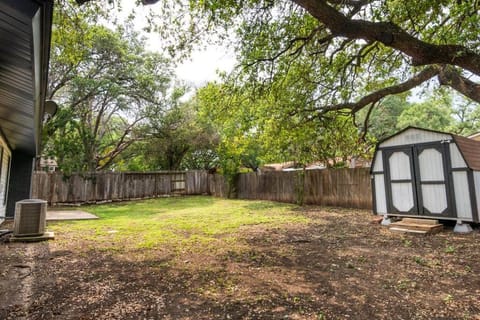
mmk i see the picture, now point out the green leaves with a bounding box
[116,99,220,172]
[197,64,369,173]
[44,0,174,173]
[396,98,453,132]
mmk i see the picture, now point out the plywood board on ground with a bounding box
[401,218,439,225]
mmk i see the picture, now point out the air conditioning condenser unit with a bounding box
[13,199,47,237]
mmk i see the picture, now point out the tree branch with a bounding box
[244,29,331,68]
[292,0,480,76]
[438,68,480,103]
[96,118,144,170]
[359,101,377,141]
[325,66,439,112]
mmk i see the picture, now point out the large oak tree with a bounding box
[131,0,479,115]
[76,0,479,112]
[74,0,480,168]
[45,1,173,172]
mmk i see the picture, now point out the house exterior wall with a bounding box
[0,135,11,223]
[5,151,34,218]
[0,0,54,222]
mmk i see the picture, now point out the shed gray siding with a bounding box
[453,171,472,220]
[449,144,468,168]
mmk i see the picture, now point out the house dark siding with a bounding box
[6,151,34,218]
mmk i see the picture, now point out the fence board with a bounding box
[186,170,208,195]
[207,174,227,198]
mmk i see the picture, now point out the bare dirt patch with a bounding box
[1,206,480,319]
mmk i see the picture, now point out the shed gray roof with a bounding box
[0,0,53,156]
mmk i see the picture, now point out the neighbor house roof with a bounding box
[262,162,297,171]
[0,0,53,156]
[467,132,480,141]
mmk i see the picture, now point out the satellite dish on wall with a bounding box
[44,100,58,118]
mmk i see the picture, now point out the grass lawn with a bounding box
[1,196,480,320]
[49,196,309,252]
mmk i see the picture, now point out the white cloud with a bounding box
[174,46,236,87]
[116,0,236,88]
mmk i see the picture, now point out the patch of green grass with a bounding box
[445,245,455,254]
[48,196,309,251]
[413,256,428,267]
[402,238,412,247]
[443,294,454,304]
[396,278,417,291]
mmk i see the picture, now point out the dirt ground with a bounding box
[1,206,480,320]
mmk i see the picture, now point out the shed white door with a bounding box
[384,143,452,217]
[414,144,451,216]
[385,148,418,214]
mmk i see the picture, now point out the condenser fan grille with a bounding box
[14,200,47,237]
[16,204,41,234]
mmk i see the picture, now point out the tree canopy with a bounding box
[116,96,219,171]
[44,0,174,173]
[130,0,480,115]
[67,0,480,174]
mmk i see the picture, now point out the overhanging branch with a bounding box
[438,68,480,103]
[325,66,439,112]
[292,0,480,76]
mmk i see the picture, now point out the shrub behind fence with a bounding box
[32,168,372,209]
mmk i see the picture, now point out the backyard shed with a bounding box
[371,127,480,223]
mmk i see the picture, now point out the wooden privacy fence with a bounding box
[32,170,209,205]
[230,168,372,209]
[32,168,372,209]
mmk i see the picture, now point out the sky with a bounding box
[117,0,236,88]
[150,39,236,88]
[174,47,235,87]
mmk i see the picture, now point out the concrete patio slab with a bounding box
[47,210,98,221]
